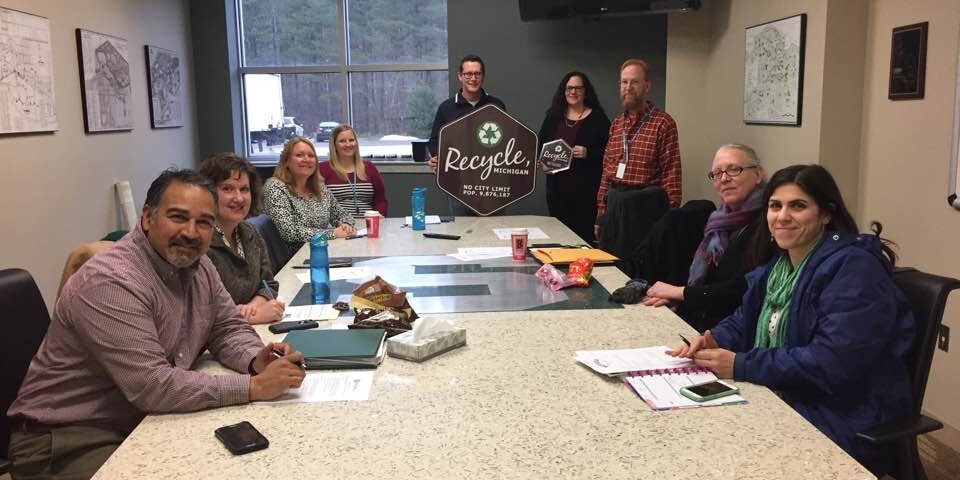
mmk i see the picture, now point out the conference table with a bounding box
[93,216,873,479]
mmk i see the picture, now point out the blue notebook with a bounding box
[282,329,386,368]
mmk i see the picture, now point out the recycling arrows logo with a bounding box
[476,121,503,148]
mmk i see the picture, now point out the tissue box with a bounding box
[386,327,467,362]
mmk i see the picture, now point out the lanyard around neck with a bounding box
[621,106,656,164]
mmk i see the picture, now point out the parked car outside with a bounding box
[315,121,339,142]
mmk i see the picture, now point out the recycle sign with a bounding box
[436,105,538,216]
[538,139,573,174]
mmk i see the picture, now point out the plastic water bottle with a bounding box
[309,234,330,304]
[412,187,426,231]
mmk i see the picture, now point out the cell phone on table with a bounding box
[679,380,739,402]
[215,421,269,455]
[269,320,319,334]
[423,233,461,240]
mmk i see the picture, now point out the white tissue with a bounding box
[411,316,458,341]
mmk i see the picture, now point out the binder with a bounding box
[282,329,387,369]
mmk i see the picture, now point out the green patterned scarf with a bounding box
[755,253,812,348]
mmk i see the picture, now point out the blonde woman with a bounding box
[263,136,354,256]
[317,125,388,217]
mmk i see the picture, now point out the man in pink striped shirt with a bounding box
[7,170,305,480]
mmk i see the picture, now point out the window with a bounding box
[237,0,448,161]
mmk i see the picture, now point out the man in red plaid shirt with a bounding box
[594,59,682,239]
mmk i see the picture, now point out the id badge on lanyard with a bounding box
[616,107,655,179]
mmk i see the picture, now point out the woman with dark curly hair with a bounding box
[537,71,610,244]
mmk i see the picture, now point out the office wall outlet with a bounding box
[938,325,950,352]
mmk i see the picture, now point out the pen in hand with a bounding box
[261,280,276,300]
[679,333,691,347]
[271,348,307,370]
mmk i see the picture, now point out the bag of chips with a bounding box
[349,276,419,337]
[566,258,594,287]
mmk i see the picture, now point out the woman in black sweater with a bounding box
[537,71,610,244]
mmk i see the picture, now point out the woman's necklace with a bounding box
[565,108,585,127]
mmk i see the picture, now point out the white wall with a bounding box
[0,0,197,311]
[859,0,960,448]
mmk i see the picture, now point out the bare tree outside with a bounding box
[238,0,448,160]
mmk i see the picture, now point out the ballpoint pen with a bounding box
[271,348,307,370]
[261,280,276,300]
[679,333,691,347]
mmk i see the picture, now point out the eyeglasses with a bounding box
[707,165,759,182]
[565,86,585,93]
[460,72,483,79]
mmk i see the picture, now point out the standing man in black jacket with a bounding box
[428,54,506,216]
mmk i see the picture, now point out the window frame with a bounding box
[234,0,448,162]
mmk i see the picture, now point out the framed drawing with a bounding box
[888,22,928,100]
[76,28,133,132]
[145,45,183,128]
[0,7,58,134]
[743,14,806,126]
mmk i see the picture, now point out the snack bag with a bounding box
[535,264,574,292]
[349,276,419,336]
[566,258,594,287]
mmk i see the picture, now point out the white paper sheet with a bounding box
[330,266,373,281]
[296,267,372,284]
[492,227,549,240]
[404,215,442,225]
[574,346,693,376]
[282,304,340,321]
[265,370,375,403]
[447,247,513,261]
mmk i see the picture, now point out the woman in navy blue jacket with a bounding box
[670,164,915,475]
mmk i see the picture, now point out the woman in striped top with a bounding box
[318,124,388,217]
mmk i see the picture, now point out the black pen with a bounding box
[679,333,691,347]
[271,348,307,370]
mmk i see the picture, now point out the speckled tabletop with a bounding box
[92,216,873,479]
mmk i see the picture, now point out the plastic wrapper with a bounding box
[349,276,419,337]
[566,258,594,287]
[535,264,574,291]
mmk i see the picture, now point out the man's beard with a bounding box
[166,237,202,268]
[621,93,642,111]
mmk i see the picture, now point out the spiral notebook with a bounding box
[624,368,746,411]
[575,346,746,410]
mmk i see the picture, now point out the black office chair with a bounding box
[0,269,52,475]
[246,213,295,272]
[857,267,960,480]
[598,186,670,277]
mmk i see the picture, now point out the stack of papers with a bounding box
[575,346,746,411]
[283,329,388,369]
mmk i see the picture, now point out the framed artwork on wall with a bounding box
[145,45,184,128]
[743,13,806,126]
[76,28,133,133]
[888,22,928,100]
[0,7,58,134]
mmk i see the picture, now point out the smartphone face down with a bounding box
[215,421,269,455]
[680,380,739,402]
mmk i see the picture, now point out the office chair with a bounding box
[598,186,669,277]
[246,213,295,272]
[0,269,52,475]
[857,267,960,480]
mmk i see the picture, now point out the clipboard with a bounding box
[531,247,618,265]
